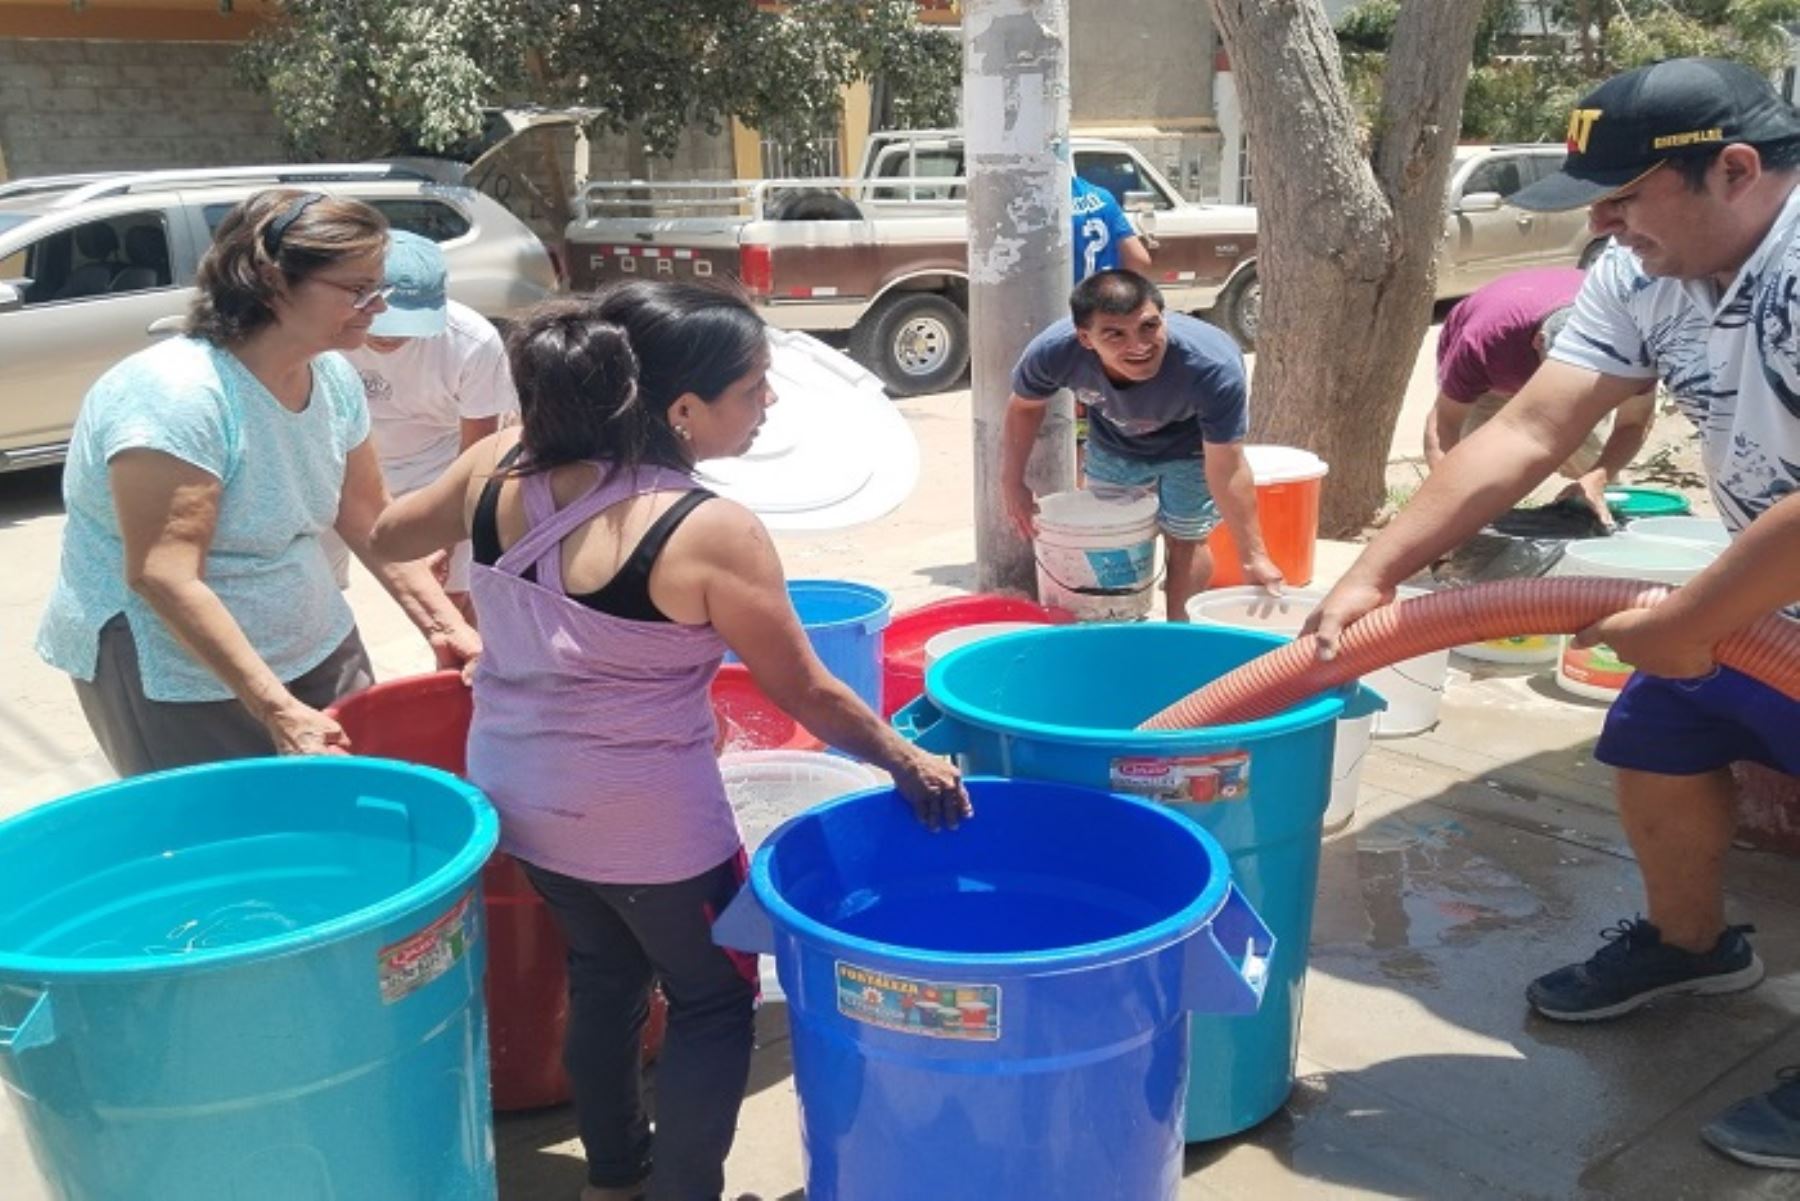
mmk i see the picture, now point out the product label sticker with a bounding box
[1561,642,1633,688]
[1110,750,1251,804]
[378,890,478,1005]
[835,961,1000,1041]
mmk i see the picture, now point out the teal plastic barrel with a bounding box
[0,757,500,1200]
[893,624,1379,1141]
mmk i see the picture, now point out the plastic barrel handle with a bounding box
[712,886,777,956]
[890,694,966,755]
[1180,884,1276,1016]
[0,987,55,1057]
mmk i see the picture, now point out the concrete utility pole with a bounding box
[964,0,1073,595]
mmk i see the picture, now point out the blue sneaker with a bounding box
[1703,1068,1800,1170]
[1526,918,1763,1022]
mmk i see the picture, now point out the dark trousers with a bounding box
[72,613,373,777]
[524,855,757,1201]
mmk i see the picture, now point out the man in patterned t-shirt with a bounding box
[1310,58,1800,1170]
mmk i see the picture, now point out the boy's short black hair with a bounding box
[1070,269,1164,327]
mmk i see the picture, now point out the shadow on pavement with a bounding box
[1181,738,1800,1200]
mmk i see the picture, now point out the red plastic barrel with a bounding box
[329,672,667,1111]
[711,663,824,752]
[880,594,1075,717]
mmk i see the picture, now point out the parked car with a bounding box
[565,132,1260,395]
[0,163,559,472]
[1218,143,1603,350]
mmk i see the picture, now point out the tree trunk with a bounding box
[1209,0,1484,536]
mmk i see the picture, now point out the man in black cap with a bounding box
[1310,57,1800,1170]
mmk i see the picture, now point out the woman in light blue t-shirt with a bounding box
[36,190,480,775]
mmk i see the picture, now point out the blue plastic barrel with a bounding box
[893,623,1380,1141]
[730,579,892,715]
[713,776,1272,1200]
[0,757,500,1200]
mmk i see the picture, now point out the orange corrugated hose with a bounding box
[1139,577,1800,729]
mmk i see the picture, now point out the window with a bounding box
[1075,152,1172,211]
[1236,133,1254,206]
[1461,157,1524,200]
[870,147,963,201]
[13,212,171,306]
[367,199,473,243]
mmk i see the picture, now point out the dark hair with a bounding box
[1667,137,1800,190]
[1069,269,1164,327]
[187,188,388,345]
[506,280,768,475]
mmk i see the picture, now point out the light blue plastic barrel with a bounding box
[893,623,1380,1141]
[713,777,1273,1200]
[0,757,500,1201]
[730,579,892,715]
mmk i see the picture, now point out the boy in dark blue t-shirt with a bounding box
[1002,270,1283,619]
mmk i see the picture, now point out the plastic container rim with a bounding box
[921,624,1354,748]
[748,777,1237,973]
[786,578,894,632]
[0,756,500,980]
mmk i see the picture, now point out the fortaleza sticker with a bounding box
[835,962,1000,1041]
[378,891,478,1004]
[1110,751,1251,804]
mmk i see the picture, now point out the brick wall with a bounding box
[0,38,282,181]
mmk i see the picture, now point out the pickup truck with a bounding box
[564,133,1261,395]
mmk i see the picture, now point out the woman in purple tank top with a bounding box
[375,281,969,1201]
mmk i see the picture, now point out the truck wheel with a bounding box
[850,292,969,396]
[772,190,861,221]
[1216,265,1260,352]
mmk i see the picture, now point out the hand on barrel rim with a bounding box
[894,751,973,832]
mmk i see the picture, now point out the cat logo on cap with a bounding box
[1567,108,1603,154]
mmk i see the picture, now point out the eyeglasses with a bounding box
[310,278,395,311]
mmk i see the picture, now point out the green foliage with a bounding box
[240,0,961,161]
[1335,0,1800,145]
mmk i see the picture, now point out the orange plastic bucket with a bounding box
[329,672,667,1112]
[1206,446,1328,589]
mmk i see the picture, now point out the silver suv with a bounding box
[1438,143,1604,297]
[0,163,560,472]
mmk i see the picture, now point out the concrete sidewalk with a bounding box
[4,370,1796,1200]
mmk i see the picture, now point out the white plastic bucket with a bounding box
[1034,490,1160,622]
[1552,534,1721,701]
[718,750,885,1001]
[1626,515,1731,550]
[720,750,886,855]
[1185,586,1449,737]
[1327,712,1375,832]
[923,622,1046,669]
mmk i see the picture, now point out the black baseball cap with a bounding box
[1510,57,1800,212]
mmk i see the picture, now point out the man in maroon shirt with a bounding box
[1425,266,1655,521]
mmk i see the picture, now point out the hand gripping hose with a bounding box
[1139,577,1800,730]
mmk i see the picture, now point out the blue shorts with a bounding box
[1593,666,1800,777]
[1083,443,1220,542]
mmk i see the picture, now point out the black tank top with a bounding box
[471,446,715,623]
